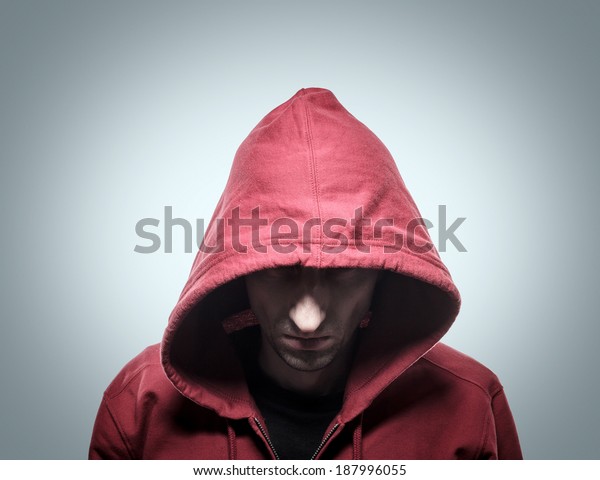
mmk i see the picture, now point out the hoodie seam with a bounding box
[106,362,161,400]
[490,386,505,400]
[421,356,498,400]
[102,394,135,459]
[475,402,493,459]
[303,96,322,267]
[407,364,498,459]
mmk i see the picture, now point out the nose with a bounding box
[289,293,326,334]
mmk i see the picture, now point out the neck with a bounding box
[258,336,357,397]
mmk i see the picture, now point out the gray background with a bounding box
[1,0,598,459]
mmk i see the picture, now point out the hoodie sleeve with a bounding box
[88,395,134,460]
[479,388,523,459]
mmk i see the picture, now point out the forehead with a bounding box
[248,265,379,282]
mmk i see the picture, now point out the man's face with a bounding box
[245,266,380,372]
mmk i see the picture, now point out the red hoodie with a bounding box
[89,88,522,460]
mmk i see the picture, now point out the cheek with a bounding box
[246,280,289,330]
[330,282,377,327]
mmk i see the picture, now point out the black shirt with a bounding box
[245,360,343,459]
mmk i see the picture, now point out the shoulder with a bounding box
[419,342,504,398]
[103,343,171,400]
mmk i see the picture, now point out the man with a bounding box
[89,88,522,459]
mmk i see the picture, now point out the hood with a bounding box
[161,87,461,423]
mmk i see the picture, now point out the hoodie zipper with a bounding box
[253,417,280,460]
[254,418,340,460]
[311,423,340,460]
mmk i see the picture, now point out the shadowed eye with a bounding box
[328,267,361,280]
[260,265,301,279]
[255,265,363,282]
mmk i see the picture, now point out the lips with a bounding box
[281,335,334,351]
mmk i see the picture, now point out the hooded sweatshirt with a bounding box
[89,87,522,460]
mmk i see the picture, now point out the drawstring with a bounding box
[226,420,237,460]
[352,413,363,460]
